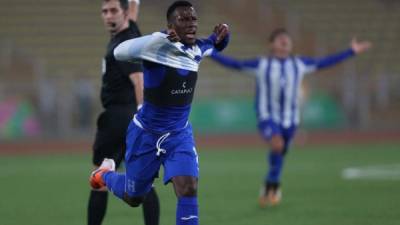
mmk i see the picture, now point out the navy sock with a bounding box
[102,172,125,199]
[176,197,198,225]
[142,187,160,225]
[266,152,284,184]
[87,190,108,225]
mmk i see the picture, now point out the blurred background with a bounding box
[0,1,399,225]
[0,0,399,143]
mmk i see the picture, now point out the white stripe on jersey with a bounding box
[282,59,295,128]
[253,56,312,128]
[269,59,282,123]
[255,59,268,120]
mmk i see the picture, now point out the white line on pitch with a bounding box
[342,164,400,180]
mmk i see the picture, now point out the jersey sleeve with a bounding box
[198,32,230,57]
[114,35,150,61]
[299,48,355,75]
[117,24,144,76]
[209,51,260,75]
[114,32,167,61]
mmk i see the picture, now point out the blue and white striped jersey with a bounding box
[210,49,355,128]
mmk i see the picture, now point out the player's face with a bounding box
[169,6,198,45]
[101,1,128,34]
[271,34,293,56]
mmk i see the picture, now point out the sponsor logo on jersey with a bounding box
[171,82,193,95]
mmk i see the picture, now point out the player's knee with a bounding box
[271,145,284,153]
[173,176,198,197]
[124,197,142,207]
[270,136,284,153]
[123,193,144,207]
[177,183,197,197]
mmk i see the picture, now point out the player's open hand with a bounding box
[351,38,372,54]
[167,29,180,42]
[213,24,229,44]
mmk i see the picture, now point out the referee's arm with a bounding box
[117,59,144,109]
[129,72,144,109]
[128,0,140,22]
[128,0,143,108]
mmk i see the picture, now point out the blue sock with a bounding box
[176,197,198,225]
[102,172,125,199]
[266,152,284,183]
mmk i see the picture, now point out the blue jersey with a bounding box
[114,32,229,133]
[210,49,355,128]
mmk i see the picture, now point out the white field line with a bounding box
[342,164,400,180]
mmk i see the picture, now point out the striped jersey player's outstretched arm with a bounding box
[300,48,355,72]
[300,37,372,73]
[210,51,260,73]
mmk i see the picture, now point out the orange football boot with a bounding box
[89,158,115,189]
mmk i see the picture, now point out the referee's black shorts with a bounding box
[92,105,136,168]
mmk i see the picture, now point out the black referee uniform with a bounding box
[93,20,142,167]
[88,20,160,225]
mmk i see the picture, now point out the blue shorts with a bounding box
[124,119,199,197]
[258,120,297,153]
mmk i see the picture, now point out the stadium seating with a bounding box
[0,0,399,130]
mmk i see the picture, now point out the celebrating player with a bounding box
[89,1,230,225]
[209,28,371,207]
[87,1,160,225]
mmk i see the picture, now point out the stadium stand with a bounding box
[0,0,399,137]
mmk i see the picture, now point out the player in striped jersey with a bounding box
[210,28,371,207]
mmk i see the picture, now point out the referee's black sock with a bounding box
[142,187,160,225]
[88,190,108,225]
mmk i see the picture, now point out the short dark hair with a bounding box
[269,28,289,42]
[103,0,129,11]
[166,1,193,22]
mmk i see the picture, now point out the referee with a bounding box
[87,1,160,225]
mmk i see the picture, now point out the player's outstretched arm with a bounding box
[351,37,372,55]
[210,52,260,72]
[301,38,371,71]
[208,24,260,72]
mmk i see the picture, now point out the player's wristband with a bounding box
[128,0,140,5]
[137,104,143,110]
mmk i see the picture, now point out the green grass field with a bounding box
[1,143,399,225]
